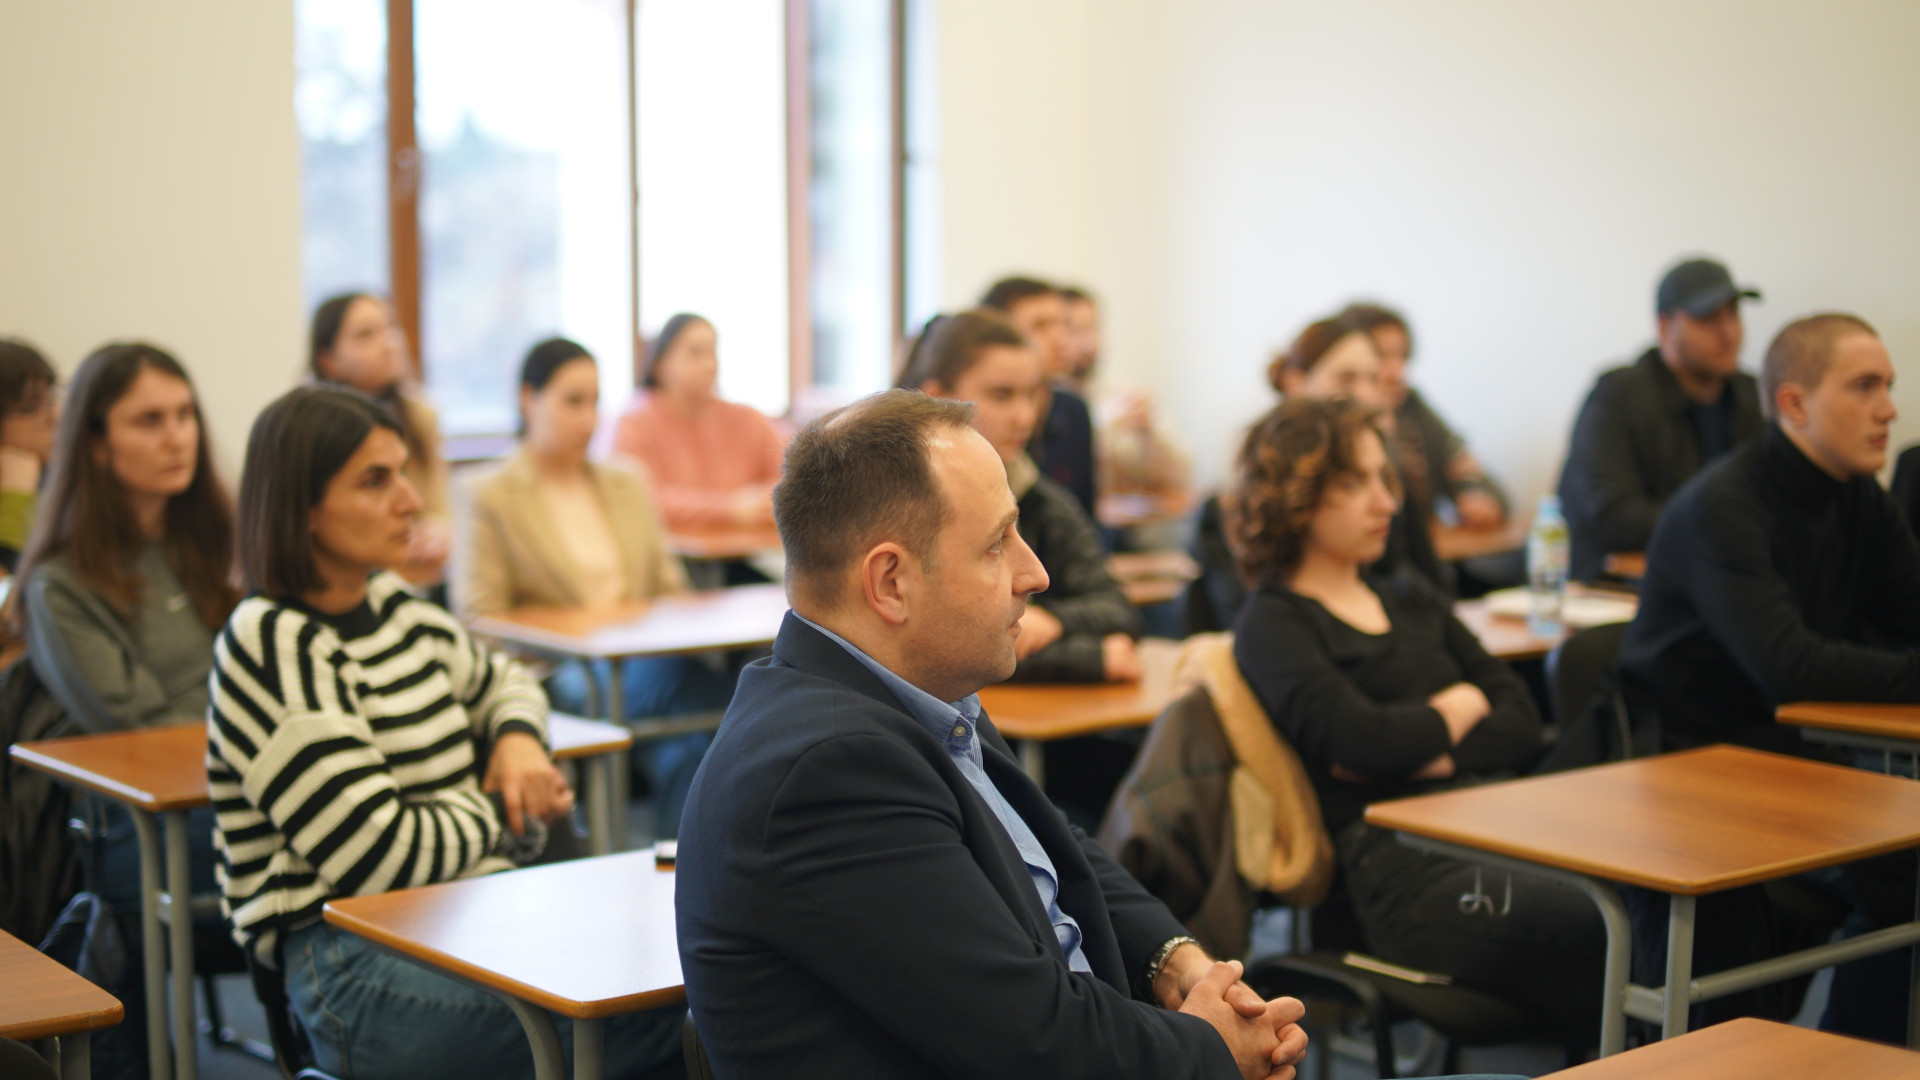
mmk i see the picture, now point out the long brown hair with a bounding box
[9,343,238,631]
[310,291,430,470]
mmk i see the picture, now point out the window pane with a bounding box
[637,0,790,416]
[416,0,633,436]
[296,0,390,312]
[807,0,892,402]
[902,0,941,330]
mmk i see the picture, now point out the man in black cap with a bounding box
[1557,257,1764,580]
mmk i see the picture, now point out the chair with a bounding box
[1101,633,1586,1077]
[682,1013,716,1080]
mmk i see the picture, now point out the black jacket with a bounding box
[675,615,1238,1080]
[1619,426,1920,755]
[1557,348,1764,581]
[1033,385,1098,520]
[1017,475,1142,681]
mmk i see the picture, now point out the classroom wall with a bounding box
[0,1,304,480]
[943,0,1920,500]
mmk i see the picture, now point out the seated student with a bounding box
[1058,288,1192,523]
[901,309,1143,683]
[0,338,58,571]
[208,386,681,1080]
[11,343,239,1075]
[982,277,1100,520]
[1227,395,1601,1038]
[457,336,733,838]
[1619,313,1917,1041]
[676,389,1312,1079]
[1190,316,1447,633]
[611,312,786,532]
[1339,302,1508,530]
[309,291,451,583]
[1557,258,1764,580]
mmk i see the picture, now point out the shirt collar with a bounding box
[795,613,984,764]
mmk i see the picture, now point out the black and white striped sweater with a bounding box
[207,571,548,959]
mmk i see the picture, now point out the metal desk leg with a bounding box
[1663,894,1697,1040]
[604,666,629,851]
[584,755,614,857]
[573,1016,604,1080]
[504,997,568,1080]
[58,1033,90,1080]
[1020,740,1044,785]
[129,810,170,1080]
[163,811,197,1080]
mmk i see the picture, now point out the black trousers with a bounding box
[1337,821,1608,1039]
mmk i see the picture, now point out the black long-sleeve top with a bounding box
[1619,425,1920,755]
[1232,577,1544,834]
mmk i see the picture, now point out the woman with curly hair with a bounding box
[1226,395,1603,1039]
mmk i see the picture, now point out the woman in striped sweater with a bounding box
[208,386,682,1080]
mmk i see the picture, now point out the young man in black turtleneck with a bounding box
[1620,311,1918,1041]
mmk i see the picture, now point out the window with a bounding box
[294,1,916,437]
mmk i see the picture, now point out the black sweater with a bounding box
[1015,474,1143,682]
[1620,425,1920,754]
[1232,578,1543,834]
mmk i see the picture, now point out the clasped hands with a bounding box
[1157,943,1309,1080]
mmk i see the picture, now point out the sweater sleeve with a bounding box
[1233,592,1454,779]
[1685,490,1920,703]
[430,602,549,746]
[23,569,179,733]
[210,605,507,895]
[1437,606,1546,773]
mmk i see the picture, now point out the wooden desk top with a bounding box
[1431,521,1528,563]
[668,524,782,561]
[1366,745,1920,895]
[1602,552,1647,581]
[546,714,633,759]
[1777,701,1920,741]
[980,638,1181,741]
[1452,599,1562,662]
[10,723,209,812]
[0,929,124,1040]
[324,852,682,1019]
[1544,1016,1920,1078]
[470,583,788,661]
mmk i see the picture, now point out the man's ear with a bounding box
[859,541,916,627]
[1775,382,1808,429]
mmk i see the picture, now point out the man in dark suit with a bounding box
[1557,257,1766,580]
[676,390,1308,1079]
[982,276,1100,521]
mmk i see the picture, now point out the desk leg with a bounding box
[1910,860,1920,1049]
[584,755,614,857]
[57,1033,90,1080]
[1662,894,1696,1040]
[129,810,170,1080]
[504,997,568,1080]
[573,1016,604,1080]
[605,671,629,851]
[162,811,197,1080]
[1020,740,1044,785]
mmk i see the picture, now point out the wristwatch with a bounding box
[1145,934,1201,994]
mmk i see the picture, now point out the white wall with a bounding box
[943,0,1920,500]
[0,1,304,480]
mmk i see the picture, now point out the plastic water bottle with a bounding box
[1527,495,1570,637]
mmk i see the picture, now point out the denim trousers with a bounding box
[546,655,737,839]
[283,921,685,1080]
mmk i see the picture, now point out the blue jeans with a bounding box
[546,656,736,839]
[283,922,683,1080]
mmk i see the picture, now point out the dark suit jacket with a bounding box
[675,614,1239,1079]
[1557,348,1764,581]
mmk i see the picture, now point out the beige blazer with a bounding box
[453,450,689,619]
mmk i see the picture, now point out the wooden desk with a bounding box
[1602,552,1647,582]
[0,929,124,1080]
[1452,599,1562,662]
[1777,701,1920,769]
[979,638,1181,782]
[10,725,207,1080]
[1431,521,1528,563]
[1367,745,1920,1055]
[547,714,635,857]
[325,851,681,1080]
[667,525,782,588]
[1544,1016,1920,1078]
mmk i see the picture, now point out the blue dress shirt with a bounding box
[796,615,1092,974]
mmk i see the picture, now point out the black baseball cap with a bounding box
[1656,258,1761,318]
